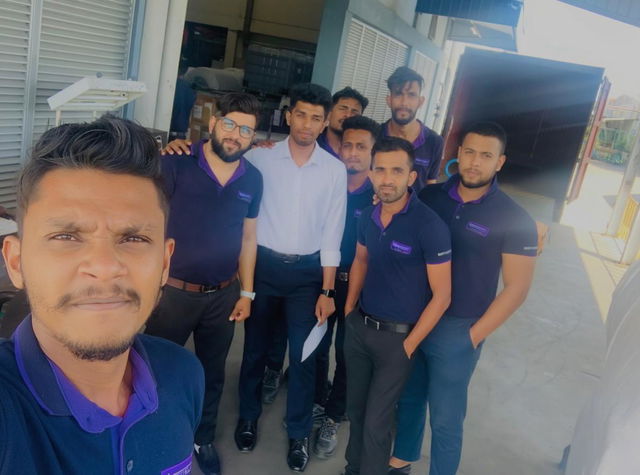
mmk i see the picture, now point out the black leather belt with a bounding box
[359,308,413,334]
[259,246,320,264]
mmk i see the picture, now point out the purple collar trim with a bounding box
[444,174,498,204]
[383,120,426,149]
[317,131,340,159]
[13,316,158,433]
[196,139,247,187]
[349,178,373,196]
[371,189,415,231]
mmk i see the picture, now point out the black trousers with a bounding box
[344,309,414,475]
[315,276,348,419]
[238,247,322,439]
[144,280,239,445]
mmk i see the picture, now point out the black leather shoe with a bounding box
[287,437,310,472]
[388,464,412,474]
[234,419,257,452]
[194,443,221,475]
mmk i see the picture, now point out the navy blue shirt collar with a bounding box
[371,189,415,231]
[13,316,159,433]
[383,120,427,149]
[442,174,499,204]
[317,130,340,159]
[349,177,372,196]
[195,139,248,188]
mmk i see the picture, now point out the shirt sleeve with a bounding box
[160,155,177,199]
[320,164,347,267]
[428,134,445,180]
[247,170,263,219]
[420,213,452,264]
[502,211,538,257]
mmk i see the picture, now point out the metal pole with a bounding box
[606,130,640,235]
[55,109,62,127]
[621,208,640,264]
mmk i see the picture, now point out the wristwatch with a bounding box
[320,289,336,298]
[240,290,256,301]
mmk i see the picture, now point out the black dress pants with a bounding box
[344,309,414,475]
[145,280,239,445]
[238,247,322,440]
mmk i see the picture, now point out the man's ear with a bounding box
[497,154,506,172]
[2,235,24,289]
[408,170,418,187]
[285,109,292,126]
[160,238,175,287]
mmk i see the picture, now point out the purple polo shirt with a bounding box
[317,130,341,159]
[382,120,444,191]
[0,315,204,474]
[162,140,263,285]
[357,191,451,324]
[419,175,538,320]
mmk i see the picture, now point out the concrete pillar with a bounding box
[607,130,640,236]
[134,0,188,131]
[224,31,238,68]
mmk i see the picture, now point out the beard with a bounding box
[210,134,249,163]
[391,108,416,126]
[329,125,343,136]
[63,336,136,361]
[460,171,496,189]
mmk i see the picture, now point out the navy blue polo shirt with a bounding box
[419,174,538,320]
[163,140,263,285]
[357,191,451,324]
[340,179,374,270]
[0,316,204,474]
[382,120,444,191]
[317,130,340,159]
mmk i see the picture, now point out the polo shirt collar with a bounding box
[196,139,248,187]
[371,189,416,231]
[443,173,498,204]
[317,130,340,158]
[383,119,426,149]
[13,316,159,433]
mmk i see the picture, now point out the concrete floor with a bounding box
[191,160,635,475]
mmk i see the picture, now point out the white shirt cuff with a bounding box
[320,250,340,268]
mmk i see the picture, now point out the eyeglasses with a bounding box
[219,117,255,139]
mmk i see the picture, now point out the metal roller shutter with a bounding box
[337,18,409,123]
[0,0,32,208]
[33,0,134,141]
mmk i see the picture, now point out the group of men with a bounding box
[0,65,538,475]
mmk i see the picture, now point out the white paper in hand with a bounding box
[301,322,328,363]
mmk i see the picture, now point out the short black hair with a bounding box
[217,92,262,122]
[289,83,333,117]
[16,115,168,229]
[462,121,507,154]
[342,115,380,142]
[332,87,369,112]
[372,136,415,168]
[387,66,424,94]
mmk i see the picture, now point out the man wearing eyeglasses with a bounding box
[145,93,263,475]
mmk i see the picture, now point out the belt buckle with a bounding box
[365,315,380,330]
[202,285,219,293]
[282,254,299,264]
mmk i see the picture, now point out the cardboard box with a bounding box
[187,92,219,142]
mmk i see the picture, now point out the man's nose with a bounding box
[79,239,126,281]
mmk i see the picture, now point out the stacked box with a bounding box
[187,92,219,143]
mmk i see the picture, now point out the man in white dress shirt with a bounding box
[235,83,347,472]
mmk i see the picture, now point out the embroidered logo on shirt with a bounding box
[237,191,252,203]
[523,246,538,251]
[354,209,362,218]
[466,221,490,237]
[415,157,431,167]
[161,454,192,475]
[437,249,452,257]
[390,240,412,255]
